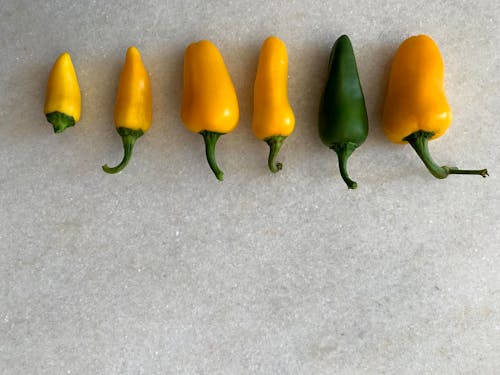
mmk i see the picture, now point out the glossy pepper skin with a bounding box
[253,36,295,173]
[318,35,368,189]
[103,46,152,174]
[383,35,488,179]
[44,52,81,133]
[181,40,239,181]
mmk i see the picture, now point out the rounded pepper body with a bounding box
[318,35,368,189]
[114,46,152,133]
[253,36,294,140]
[102,46,152,174]
[382,35,487,179]
[252,36,295,172]
[181,40,239,181]
[181,40,239,134]
[44,52,81,133]
[383,35,451,144]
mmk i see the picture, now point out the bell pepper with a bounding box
[252,36,295,173]
[44,52,81,133]
[318,35,369,189]
[181,40,239,181]
[102,46,152,174]
[382,35,488,179]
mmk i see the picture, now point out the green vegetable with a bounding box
[318,35,369,189]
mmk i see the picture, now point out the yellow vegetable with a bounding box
[44,52,81,133]
[383,35,452,144]
[252,36,295,172]
[382,35,487,179]
[103,46,152,174]
[181,40,239,181]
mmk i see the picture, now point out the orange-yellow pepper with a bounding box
[252,36,295,173]
[44,52,81,133]
[181,40,239,181]
[383,35,487,179]
[103,46,152,174]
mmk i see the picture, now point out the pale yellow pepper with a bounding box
[253,36,295,173]
[103,46,152,174]
[181,40,239,181]
[44,52,81,133]
[383,35,487,179]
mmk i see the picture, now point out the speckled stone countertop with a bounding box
[1,1,499,374]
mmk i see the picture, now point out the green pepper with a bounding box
[318,35,369,189]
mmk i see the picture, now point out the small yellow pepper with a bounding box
[44,52,81,133]
[253,36,295,172]
[383,35,487,179]
[103,46,152,174]
[181,40,239,181]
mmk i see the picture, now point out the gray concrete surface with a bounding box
[1,0,499,373]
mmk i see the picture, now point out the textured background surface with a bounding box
[1,0,499,374]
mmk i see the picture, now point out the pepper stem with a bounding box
[200,130,224,181]
[404,131,488,179]
[46,111,75,133]
[331,142,358,189]
[265,135,287,173]
[102,128,144,174]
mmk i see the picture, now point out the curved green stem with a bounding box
[46,111,75,133]
[404,131,488,179]
[332,142,358,189]
[102,128,144,174]
[265,135,287,173]
[200,130,224,181]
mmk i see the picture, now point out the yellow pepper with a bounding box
[252,36,295,173]
[181,40,239,181]
[383,35,487,179]
[103,46,152,174]
[44,52,81,133]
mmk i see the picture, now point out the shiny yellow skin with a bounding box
[382,35,452,144]
[114,46,152,132]
[181,40,239,134]
[252,36,295,140]
[44,52,81,121]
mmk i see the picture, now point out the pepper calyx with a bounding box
[265,135,287,173]
[102,127,144,174]
[404,130,488,179]
[200,130,225,181]
[331,142,359,189]
[46,111,76,133]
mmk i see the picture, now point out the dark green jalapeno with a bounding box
[318,35,369,189]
